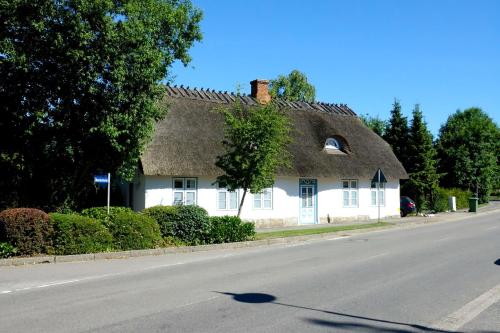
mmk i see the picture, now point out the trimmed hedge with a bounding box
[143,205,179,237]
[208,216,255,244]
[107,211,163,250]
[0,208,53,255]
[80,206,134,226]
[170,205,211,245]
[50,213,113,255]
[433,188,472,212]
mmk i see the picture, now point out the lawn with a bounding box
[254,222,392,240]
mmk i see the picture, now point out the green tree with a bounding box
[436,108,500,203]
[359,114,387,136]
[383,99,410,168]
[0,0,202,210]
[404,105,440,212]
[269,69,316,103]
[216,101,292,217]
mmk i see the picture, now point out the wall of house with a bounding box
[133,175,401,227]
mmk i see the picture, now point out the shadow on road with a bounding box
[494,259,500,266]
[215,291,457,333]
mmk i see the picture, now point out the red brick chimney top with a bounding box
[250,79,271,104]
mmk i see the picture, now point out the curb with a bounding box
[1,207,498,267]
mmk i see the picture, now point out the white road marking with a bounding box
[326,236,351,241]
[431,281,500,331]
[1,290,12,294]
[485,226,498,230]
[436,237,452,242]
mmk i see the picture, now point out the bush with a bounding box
[0,242,17,258]
[80,206,134,226]
[107,211,162,250]
[433,188,472,212]
[50,213,113,255]
[143,205,179,237]
[171,205,210,245]
[208,216,255,244]
[0,208,53,255]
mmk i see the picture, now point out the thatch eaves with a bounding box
[140,86,408,181]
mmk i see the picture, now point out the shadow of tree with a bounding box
[215,291,456,333]
[494,259,500,266]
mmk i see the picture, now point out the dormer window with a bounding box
[325,138,341,150]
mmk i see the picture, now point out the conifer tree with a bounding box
[383,99,410,168]
[405,105,440,212]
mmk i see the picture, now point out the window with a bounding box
[342,180,358,207]
[325,138,341,150]
[371,182,385,206]
[173,178,197,205]
[217,182,238,210]
[254,188,273,209]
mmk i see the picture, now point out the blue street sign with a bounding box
[94,174,109,184]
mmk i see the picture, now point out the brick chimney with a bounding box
[250,79,271,104]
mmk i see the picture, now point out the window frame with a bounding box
[253,187,273,210]
[370,182,385,206]
[342,179,359,208]
[172,177,197,205]
[216,182,239,211]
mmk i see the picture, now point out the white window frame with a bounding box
[342,179,358,208]
[216,182,239,211]
[253,187,273,210]
[172,177,197,205]
[325,138,341,150]
[370,182,385,206]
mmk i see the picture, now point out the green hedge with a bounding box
[208,216,255,243]
[107,211,162,250]
[80,206,134,226]
[143,205,179,237]
[0,242,17,258]
[433,188,472,212]
[0,208,53,255]
[50,213,113,255]
[170,205,211,245]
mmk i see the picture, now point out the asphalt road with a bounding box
[1,212,499,333]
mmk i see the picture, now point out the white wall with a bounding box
[136,175,401,226]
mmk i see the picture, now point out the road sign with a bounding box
[372,168,387,184]
[94,174,109,184]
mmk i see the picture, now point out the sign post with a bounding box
[371,168,387,223]
[94,173,111,215]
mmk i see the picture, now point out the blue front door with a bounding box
[299,179,317,224]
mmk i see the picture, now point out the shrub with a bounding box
[208,216,255,244]
[0,242,17,258]
[432,188,472,212]
[143,205,179,237]
[107,211,162,250]
[0,208,53,255]
[80,206,133,226]
[171,205,210,245]
[50,213,113,255]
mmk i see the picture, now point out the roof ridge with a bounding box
[164,83,356,116]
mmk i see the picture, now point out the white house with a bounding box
[127,79,408,227]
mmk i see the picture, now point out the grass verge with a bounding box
[254,222,392,240]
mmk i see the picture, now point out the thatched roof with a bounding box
[140,86,408,180]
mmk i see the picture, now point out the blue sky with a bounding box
[170,0,499,136]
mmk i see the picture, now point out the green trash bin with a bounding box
[468,197,478,212]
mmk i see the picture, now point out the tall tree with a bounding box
[359,114,387,136]
[383,99,410,168]
[269,69,316,103]
[0,0,202,210]
[436,108,500,202]
[216,101,292,217]
[404,105,440,212]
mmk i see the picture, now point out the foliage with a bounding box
[50,213,113,255]
[0,242,17,258]
[107,211,162,250]
[383,99,410,168]
[208,216,255,243]
[0,208,53,255]
[143,205,179,237]
[0,0,202,210]
[436,108,500,203]
[170,205,210,245]
[403,105,440,212]
[216,101,292,216]
[359,114,387,136]
[432,188,472,213]
[269,69,316,103]
[80,206,133,227]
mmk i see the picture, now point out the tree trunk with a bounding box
[237,188,247,217]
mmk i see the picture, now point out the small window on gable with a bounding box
[324,137,346,154]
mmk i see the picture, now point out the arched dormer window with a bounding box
[325,138,341,150]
